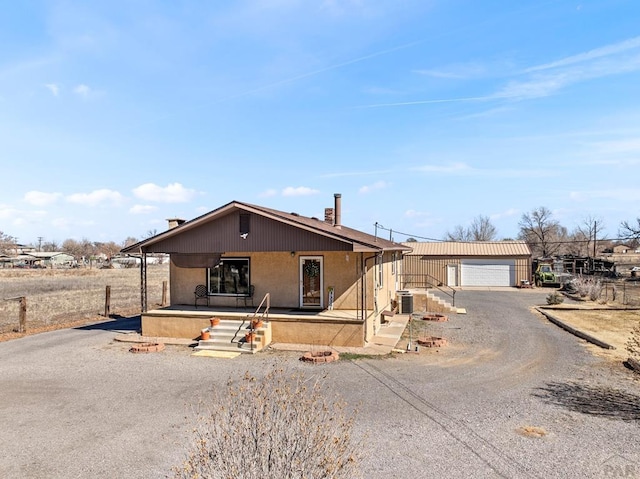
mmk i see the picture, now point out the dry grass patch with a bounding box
[544,309,640,360]
[0,265,168,336]
[516,425,547,438]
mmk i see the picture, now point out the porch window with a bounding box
[376,254,384,289]
[207,258,250,295]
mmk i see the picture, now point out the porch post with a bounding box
[140,252,148,312]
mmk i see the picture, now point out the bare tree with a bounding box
[122,236,139,248]
[41,240,60,252]
[576,216,605,257]
[0,231,17,255]
[445,225,471,242]
[518,207,566,257]
[620,218,640,249]
[445,215,497,241]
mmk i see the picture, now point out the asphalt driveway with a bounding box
[1,289,639,478]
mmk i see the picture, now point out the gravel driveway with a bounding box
[1,290,639,478]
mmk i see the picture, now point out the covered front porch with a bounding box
[141,303,369,348]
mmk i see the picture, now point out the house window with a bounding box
[240,214,250,235]
[208,258,250,295]
[377,254,383,289]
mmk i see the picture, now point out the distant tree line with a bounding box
[0,231,142,260]
[444,208,640,258]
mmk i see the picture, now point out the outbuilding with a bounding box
[402,241,532,288]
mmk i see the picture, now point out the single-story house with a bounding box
[613,244,630,254]
[121,194,411,347]
[402,241,532,288]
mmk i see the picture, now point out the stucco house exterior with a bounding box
[402,241,532,288]
[122,195,411,348]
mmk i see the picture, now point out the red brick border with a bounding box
[421,313,448,322]
[300,351,340,363]
[129,342,165,353]
[416,336,448,348]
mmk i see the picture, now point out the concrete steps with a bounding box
[424,290,461,314]
[194,318,272,354]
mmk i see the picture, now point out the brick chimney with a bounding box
[167,218,185,230]
[324,208,334,225]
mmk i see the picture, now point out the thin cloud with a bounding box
[404,209,430,218]
[525,36,640,73]
[414,62,486,80]
[67,189,125,207]
[282,186,320,197]
[354,96,489,109]
[24,191,62,206]
[44,83,60,96]
[129,204,158,214]
[359,181,389,194]
[490,208,519,221]
[570,188,640,202]
[133,183,197,203]
[259,189,279,198]
[413,162,473,174]
[320,168,394,178]
[74,84,91,98]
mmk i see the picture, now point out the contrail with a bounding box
[353,96,491,109]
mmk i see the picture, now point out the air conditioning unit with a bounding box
[398,293,413,314]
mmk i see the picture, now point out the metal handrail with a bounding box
[399,274,456,307]
[246,293,270,351]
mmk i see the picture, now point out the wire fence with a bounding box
[0,265,169,335]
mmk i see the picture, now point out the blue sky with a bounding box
[1,0,639,246]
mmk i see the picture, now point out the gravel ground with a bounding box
[1,290,639,478]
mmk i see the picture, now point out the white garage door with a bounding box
[461,259,515,287]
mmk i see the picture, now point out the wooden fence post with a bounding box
[161,281,167,307]
[104,285,111,317]
[19,296,27,333]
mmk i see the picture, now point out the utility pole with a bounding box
[593,221,597,258]
[38,236,43,252]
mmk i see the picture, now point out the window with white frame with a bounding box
[377,254,384,289]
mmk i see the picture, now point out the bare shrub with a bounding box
[589,279,603,302]
[627,323,640,360]
[570,277,590,298]
[174,364,362,479]
[546,292,564,305]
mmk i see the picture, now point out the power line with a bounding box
[374,223,638,246]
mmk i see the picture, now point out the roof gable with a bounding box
[122,200,410,254]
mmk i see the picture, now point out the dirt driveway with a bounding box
[0,290,639,478]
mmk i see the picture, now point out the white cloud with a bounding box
[24,191,62,206]
[74,84,91,97]
[133,183,197,203]
[359,180,388,194]
[44,83,60,96]
[129,204,158,214]
[282,186,320,196]
[66,189,125,206]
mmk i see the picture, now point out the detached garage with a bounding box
[402,241,532,288]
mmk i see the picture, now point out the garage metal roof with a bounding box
[402,241,531,257]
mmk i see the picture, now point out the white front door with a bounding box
[300,256,323,309]
[447,264,458,287]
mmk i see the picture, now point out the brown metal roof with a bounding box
[402,241,531,257]
[122,200,412,254]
